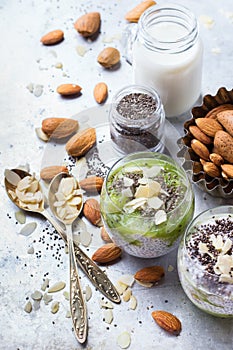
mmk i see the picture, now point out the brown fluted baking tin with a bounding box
[178,87,233,198]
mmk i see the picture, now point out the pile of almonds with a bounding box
[184,102,233,181]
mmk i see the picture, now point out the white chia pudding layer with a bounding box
[178,213,233,317]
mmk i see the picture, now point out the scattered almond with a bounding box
[40,166,68,182]
[134,266,164,283]
[66,127,96,157]
[125,0,156,23]
[214,131,233,163]
[200,160,221,178]
[40,29,64,45]
[79,176,104,193]
[122,288,132,302]
[35,127,49,142]
[92,243,122,264]
[221,164,233,179]
[217,110,233,137]
[209,153,224,166]
[100,226,113,243]
[151,310,182,335]
[42,118,79,139]
[117,331,131,349]
[191,139,210,161]
[94,82,108,104]
[205,104,233,119]
[129,295,137,310]
[83,198,102,226]
[189,125,212,145]
[56,84,82,96]
[48,281,66,293]
[97,47,120,68]
[195,118,223,137]
[74,12,101,37]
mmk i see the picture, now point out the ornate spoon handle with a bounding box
[67,225,87,343]
[74,245,121,303]
[43,210,121,304]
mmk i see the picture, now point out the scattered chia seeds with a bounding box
[116,93,156,120]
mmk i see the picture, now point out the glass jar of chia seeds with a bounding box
[177,206,233,317]
[109,85,165,154]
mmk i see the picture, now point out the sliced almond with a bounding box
[79,229,92,247]
[117,331,131,349]
[85,285,92,302]
[123,288,132,302]
[48,281,66,293]
[5,169,21,186]
[129,295,137,310]
[15,210,26,224]
[35,127,50,142]
[103,309,113,324]
[51,301,60,314]
[118,274,135,287]
[19,222,37,236]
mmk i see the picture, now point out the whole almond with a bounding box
[200,160,221,178]
[74,12,101,37]
[191,139,210,161]
[151,310,182,335]
[57,84,82,96]
[40,166,68,182]
[217,110,233,137]
[79,176,104,193]
[94,82,108,104]
[92,243,122,264]
[83,198,101,226]
[134,266,164,283]
[189,125,212,145]
[214,131,233,164]
[42,118,79,139]
[195,118,223,137]
[125,1,156,23]
[209,153,224,166]
[221,164,233,179]
[40,29,64,45]
[100,226,113,243]
[66,127,96,157]
[97,47,120,68]
[206,104,233,119]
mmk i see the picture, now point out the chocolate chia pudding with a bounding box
[177,206,233,317]
[100,152,194,258]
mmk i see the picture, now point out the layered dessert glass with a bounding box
[100,152,194,258]
[177,206,233,317]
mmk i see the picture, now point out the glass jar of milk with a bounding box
[132,4,203,117]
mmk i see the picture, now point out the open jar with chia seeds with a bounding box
[177,206,233,317]
[109,85,165,154]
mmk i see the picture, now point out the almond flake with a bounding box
[214,255,233,275]
[154,210,167,225]
[41,278,50,291]
[123,288,132,302]
[63,291,70,300]
[48,281,66,293]
[15,210,26,224]
[51,301,60,314]
[124,166,142,173]
[167,265,174,272]
[31,290,43,301]
[213,235,224,250]
[103,309,113,324]
[135,280,154,288]
[122,187,133,198]
[142,165,161,178]
[85,285,92,301]
[35,126,50,141]
[123,177,134,187]
[68,196,82,206]
[221,238,232,255]
[17,176,32,191]
[118,274,135,287]
[129,295,137,310]
[135,181,161,198]
[123,197,147,213]
[66,310,71,318]
[219,274,233,284]
[198,242,209,254]
[147,197,163,210]
[24,301,32,313]
[4,169,21,186]
[27,246,34,254]
[117,331,131,349]
[19,222,37,236]
[79,229,92,247]
[72,157,88,180]
[43,293,53,305]
[115,281,128,295]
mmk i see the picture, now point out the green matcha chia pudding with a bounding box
[177,206,233,317]
[100,152,194,258]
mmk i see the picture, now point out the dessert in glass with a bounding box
[177,206,233,317]
[100,152,194,258]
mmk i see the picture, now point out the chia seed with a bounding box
[116,93,157,120]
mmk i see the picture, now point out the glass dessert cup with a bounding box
[100,152,194,258]
[177,206,233,317]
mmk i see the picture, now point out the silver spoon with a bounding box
[4,168,121,302]
[48,172,87,343]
